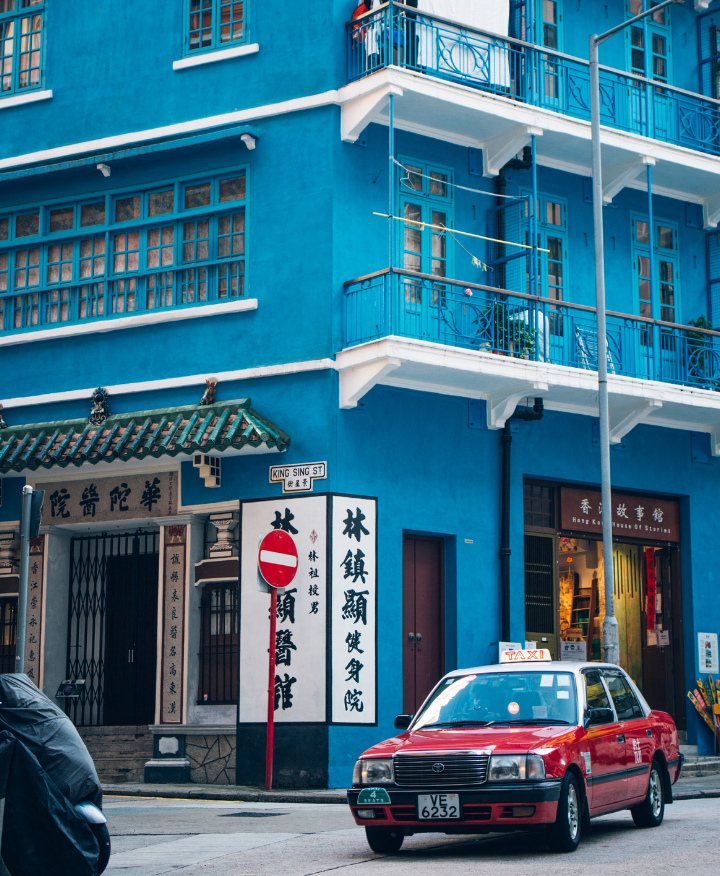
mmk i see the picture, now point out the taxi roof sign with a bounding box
[499,648,553,664]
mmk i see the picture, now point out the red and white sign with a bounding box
[258,530,298,589]
[499,649,552,664]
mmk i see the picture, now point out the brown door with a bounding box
[403,536,444,714]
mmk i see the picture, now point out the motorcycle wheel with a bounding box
[90,822,111,874]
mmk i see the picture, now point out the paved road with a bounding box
[105,795,719,876]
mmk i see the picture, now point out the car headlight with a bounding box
[488,754,545,782]
[353,758,394,785]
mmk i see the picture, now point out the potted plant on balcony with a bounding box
[477,299,537,359]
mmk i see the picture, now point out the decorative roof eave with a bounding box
[0,399,290,475]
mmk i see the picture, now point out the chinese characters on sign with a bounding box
[23,537,45,684]
[240,497,328,723]
[560,487,679,542]
[160,526,186,724]
[331,497,377,724]
[35,472,177,526]
[269,462,327,494]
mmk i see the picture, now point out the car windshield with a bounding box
[412,671,578,729]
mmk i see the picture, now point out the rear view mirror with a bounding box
[584,707,614,728]
[394,714,413,730]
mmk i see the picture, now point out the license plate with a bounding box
[417,794,460,820]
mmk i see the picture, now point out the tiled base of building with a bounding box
[187,734,236,784]
[145,727,238,785]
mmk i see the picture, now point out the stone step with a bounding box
[680,755,720,777]
[77,726,154,784]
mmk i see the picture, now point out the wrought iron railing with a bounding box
[0,259,245,337]
[344,268,720,392]
[348,4,720,158]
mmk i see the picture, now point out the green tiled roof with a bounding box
[0,399,289,474]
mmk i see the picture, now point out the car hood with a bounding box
[361,725,579,758]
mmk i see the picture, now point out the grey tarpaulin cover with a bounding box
[0,731,99,875]
[0,675,102,808]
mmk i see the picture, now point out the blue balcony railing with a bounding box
[0,259,245,337]
[345,269,720,392]
[348,4,720,158]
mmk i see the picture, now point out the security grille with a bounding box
[394,753,489,787]
[524,534,555,634]
[65,530,159,726]
[198,582,238,705]
[0,598,17,674]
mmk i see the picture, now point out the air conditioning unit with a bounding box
[193,454,221,488]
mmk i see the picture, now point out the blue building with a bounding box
[1,0,720,789]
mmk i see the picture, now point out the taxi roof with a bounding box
[444,661,621,677]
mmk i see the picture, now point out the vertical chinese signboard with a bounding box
[24,536,45,685]
[330,496,377,724]
[239,497,328,722]
[160,525,187,724]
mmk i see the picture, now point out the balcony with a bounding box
[338,269,720,450]
[342,5,720,220]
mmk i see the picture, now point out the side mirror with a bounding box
[394,714,413,730]
[584,707,614,728]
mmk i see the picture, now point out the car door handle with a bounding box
[617,734,625,743]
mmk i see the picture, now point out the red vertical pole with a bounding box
[265,587,277,791]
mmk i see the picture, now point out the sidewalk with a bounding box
[104,774,720,804]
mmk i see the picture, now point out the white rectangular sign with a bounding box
[269,462,327,493]
[239,497,327,722]
[330,496,377,724]
[698,632,719,674]
[560,640,587,662]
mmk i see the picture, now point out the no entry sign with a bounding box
[258,530,298,589]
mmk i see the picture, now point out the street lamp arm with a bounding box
[593,0,685,47]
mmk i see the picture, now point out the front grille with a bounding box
[394,753,490,788]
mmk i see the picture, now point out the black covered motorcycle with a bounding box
[0,674,110,875]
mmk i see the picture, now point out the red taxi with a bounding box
[348,649,683,854]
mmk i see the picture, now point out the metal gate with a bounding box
[0,597,17,674]
[65,530,159,726]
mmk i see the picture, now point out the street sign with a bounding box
[258,530,298,589]
[270,461,327,494]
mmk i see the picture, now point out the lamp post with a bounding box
[589,0,684,665]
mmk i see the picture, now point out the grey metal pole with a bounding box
[589,36,619,666]
[15,484,34,675]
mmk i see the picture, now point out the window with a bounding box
[632,214,679,323]
[0,597,17,674]
[184,0,246,57]
[0,170,248,334]
[536,0,562,103]
[602,671,644,720]
[523,483,555,529]
[398,157,454,306]
[627,1,671,85]
[583,670,614,723]
[522,190,567,305]
[199,582,238,704]
[0,0,45,97]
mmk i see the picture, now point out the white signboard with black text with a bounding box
[330,496,377,724]
[239,497,328,722]
[698,632,719,674]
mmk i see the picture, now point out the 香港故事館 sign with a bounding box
[270,461,326,493]
[560,487,679,542]
[35,472,177,525]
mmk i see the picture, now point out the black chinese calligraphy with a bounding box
[276,588,297,624]
[345,658,364,683]
[344,689,364,712]
[308,551,318,563]
[271,508,298,535]
[109,482,131,512]
[308,584,319,596]
[275,629,297,666]
[309,601,319,615]
[343,507,369,542]
[340,549,367,584]
[141,477,162,511]
[274,673,296,710]
[308,567,319,579]
[346,630,364,653]
[50,488,71,519]
[80,484,99,518]
[342,589,368,625]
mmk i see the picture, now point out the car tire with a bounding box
[546,771,582,853]
[631,760,665,828]
[90,822,112,874]
[365,826,404,854]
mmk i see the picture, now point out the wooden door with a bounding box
[613,544,643,690]
[403,536,444,714]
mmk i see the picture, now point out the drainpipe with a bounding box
[500,398,544,642]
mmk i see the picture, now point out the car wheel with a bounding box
[90,822,112,874]
[631,761,665,828]
[546,771,582,853]
[365,826,404,854]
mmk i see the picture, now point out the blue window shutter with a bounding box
[686,202,703,229]
[468,148,483,177]
[708,232,720,328]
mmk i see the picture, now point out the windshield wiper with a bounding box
[418,720,493,729]
[500,719,571,725]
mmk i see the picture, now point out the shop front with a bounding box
[524,481,685,731]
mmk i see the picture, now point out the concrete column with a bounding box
[40,527,73,699]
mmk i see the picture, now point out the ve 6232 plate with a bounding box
[417,794,460,819]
